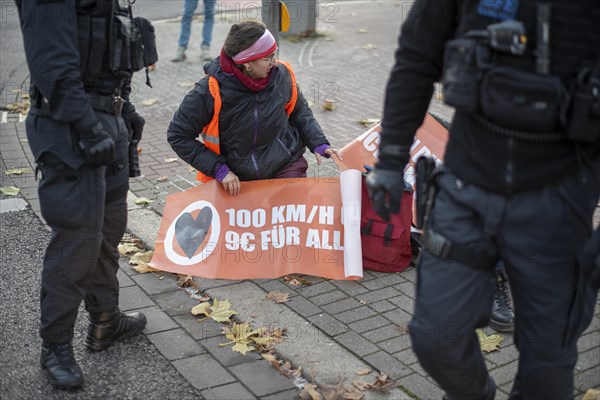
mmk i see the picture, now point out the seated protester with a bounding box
[168,21,341,195]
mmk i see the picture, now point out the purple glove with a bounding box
[313,144,331,158]
[215,164,230,182]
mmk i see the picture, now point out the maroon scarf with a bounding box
[219,48,272,93]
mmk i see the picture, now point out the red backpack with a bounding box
[360,175,413,273]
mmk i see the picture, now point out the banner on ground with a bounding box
[149,115,448,280]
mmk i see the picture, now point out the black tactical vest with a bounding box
[77,0,132,94]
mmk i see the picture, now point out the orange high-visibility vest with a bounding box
[196,61,298,182]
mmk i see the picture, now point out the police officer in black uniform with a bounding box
[16,0,149,389]
[367,0,600,398]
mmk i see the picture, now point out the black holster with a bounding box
[415,156,438,229]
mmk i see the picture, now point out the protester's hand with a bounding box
[78,121,116,167]
[314,147,343,165]
[122,111,145,142]
[222,171,241,196]
[365,168,405,221]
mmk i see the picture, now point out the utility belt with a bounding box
[415,160,499,270]
[31,88,124,116]
[441,19,600,143]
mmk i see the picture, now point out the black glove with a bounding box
[366,168,406,221]
[78,121,115,167]
[122,111,145,142]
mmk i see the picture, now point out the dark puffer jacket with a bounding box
[168,59,329,181]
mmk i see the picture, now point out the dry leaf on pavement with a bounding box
[299,383,322,400]
[357,28,368,33]
[266,291,290,303]
[134,197,153,205]
[582,388,600,400]
[284,274,311,287]
[118,242,141,256]
[164,157,178,163]
[322,100,337,111]
[177,275,195,288]
[359,118,380,127]
[191,298,237,323]
[356,368,372,376]
[0,186,20,196]
[140,98,158,106]
[157,176,168,183]
[476,329,504,353]
[4,168,32,175]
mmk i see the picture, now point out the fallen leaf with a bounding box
[129,250,154,266]
[358,299,368,305]
[118,242,141,256]
[352,380,370,390]
[359,118,380,127]
[0,186,20,196]
[157,176,168,183]
[582,388,600,400]
[357,28,368,33]
[266,291,290,303]
[134,197,153,205]
[220,322,261,355]
[179,81,196,88]
[322,100,337,111]
[476,329,504,353]
[4,168,32,175]
[132,263,158,274]
[356,368,372,376]
[192,298,237,323]
[140,98,158,106]
[284,274,311,287]
[300,383,322,400]
[250,312,258,318]
[361,43,376,50]
[397,325,409,334]
[177,275,195,288]
[164,157,179,163]
[261,353,277,363]
[6,100,30,115]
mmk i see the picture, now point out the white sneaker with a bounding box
[200,44,212,61]
[172,46,187,62]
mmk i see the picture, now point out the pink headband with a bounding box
[232,29,278,64]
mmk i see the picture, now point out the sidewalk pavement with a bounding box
[1,1,599,399]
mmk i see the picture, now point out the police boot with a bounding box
[172,46,187,62]
[41,341,83,389]
[443,377,497,400]
[85,309,147,352]
[490,271,514,332]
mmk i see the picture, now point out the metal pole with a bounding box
[262,0,280,45]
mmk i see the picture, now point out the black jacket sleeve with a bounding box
[288,86,329,151]
[167,79,227,178]
[378,0,458,167]
[17,0,97,130]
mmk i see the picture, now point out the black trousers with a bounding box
[30,111,129,344]
[410,164,600,399]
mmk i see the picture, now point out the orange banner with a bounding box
[150,178,361,280]
[150,115,449,280]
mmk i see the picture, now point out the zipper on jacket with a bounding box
[277,138,292,156]
[505,137,514,195]
[251,98,260,179]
